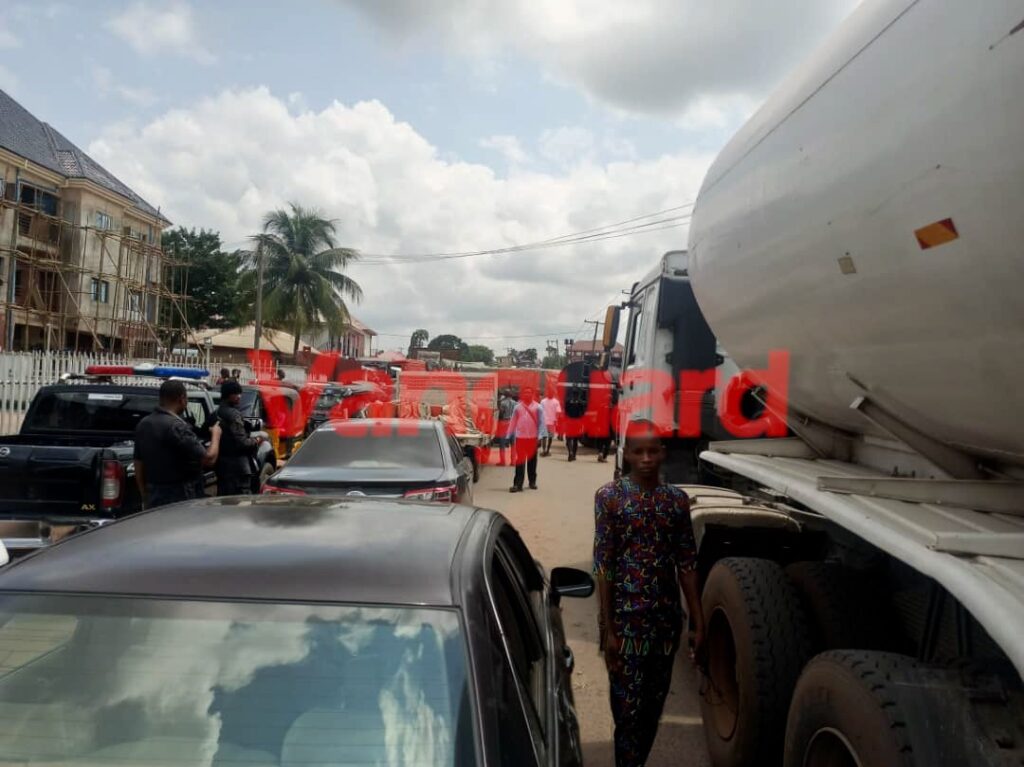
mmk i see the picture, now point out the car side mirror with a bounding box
[244,416,264,432]
[551,567,594,599]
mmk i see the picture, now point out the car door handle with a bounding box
[562,646,574,673]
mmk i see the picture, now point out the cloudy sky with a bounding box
[1,0,859,353]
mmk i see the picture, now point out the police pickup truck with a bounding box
[0,366,270,550]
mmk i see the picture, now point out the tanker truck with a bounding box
[607,1,1024,765]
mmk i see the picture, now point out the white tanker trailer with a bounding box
[609,1,1024,765]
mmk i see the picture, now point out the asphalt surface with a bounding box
[477,440,712,767]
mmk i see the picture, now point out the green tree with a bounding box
[409,328,429,355]
[427,334,469,354]
[244,204,362,355]
[541,354,566,370]
[463,344,495,365]
[162,227,240,330]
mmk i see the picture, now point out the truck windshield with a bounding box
[23,390,159,433]
[0,594,472,766]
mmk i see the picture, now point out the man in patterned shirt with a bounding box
[593,419,706,766]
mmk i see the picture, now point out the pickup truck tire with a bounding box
[784,651,924,767]
[784,562,878,652]
[253,462,275,494]
[701,557,812,767]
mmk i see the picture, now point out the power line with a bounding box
[375,329,586,341]
[357,204,694,265]
[358,218,691,264]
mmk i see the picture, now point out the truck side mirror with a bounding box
[603,306,620,351]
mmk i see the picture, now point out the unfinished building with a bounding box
[0,89,190,354]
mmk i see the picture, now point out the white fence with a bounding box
[0,351,307,434]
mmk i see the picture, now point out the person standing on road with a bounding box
[564,385,587,462]
[594,419,706,767]
[506,386,547,492]
[540,390,561,457]
[216,380,263,496]
[496,389,516,466]
[134,380,222,509]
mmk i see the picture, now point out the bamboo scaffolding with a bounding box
[0,194,195,353]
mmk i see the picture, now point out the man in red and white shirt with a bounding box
[506,386,548,492]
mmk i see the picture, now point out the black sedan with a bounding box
[263,418,474,504]
[0,497,594,766]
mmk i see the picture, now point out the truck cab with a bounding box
[614,249,740,483]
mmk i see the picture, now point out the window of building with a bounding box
[18,184,58,216]
[90,279,110,304]
[95,212,113,231]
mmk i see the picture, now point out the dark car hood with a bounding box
[275,465,448,485]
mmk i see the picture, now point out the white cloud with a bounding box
[479,135,530,166]
[89,88,710,350]
[105,1,214,64]
[343,0,861,117]
[92,65,158,107]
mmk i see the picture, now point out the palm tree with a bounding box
[245,204,362,355]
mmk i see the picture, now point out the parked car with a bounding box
[0,496,594,765]
[303,381,388,436]
[263,418,474,503]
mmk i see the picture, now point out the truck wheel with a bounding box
[701,557,812,767]
[784,562,878,652]
[784,651,924,767]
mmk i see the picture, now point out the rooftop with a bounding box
[194,325,319,354]
[0,497,481,606]
[0,89,167,223]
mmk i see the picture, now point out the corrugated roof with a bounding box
[193,325,318,354]
[0,89,167,223]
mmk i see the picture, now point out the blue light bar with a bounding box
[151,366,209,380]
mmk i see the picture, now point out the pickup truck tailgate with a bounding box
[0,444,105,519]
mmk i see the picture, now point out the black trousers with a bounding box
[567,437,580,459]
[512,437,538,488]
[217,474,253,496]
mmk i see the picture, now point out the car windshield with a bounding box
[291,425,443,470]
[0,594,472,766]
[315,390,344,409]
[23,390,158,432]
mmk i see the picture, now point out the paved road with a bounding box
[476,441,712,767]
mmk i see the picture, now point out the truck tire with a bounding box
[784,562,878,652]
[784,651,925,767]
[701,557,812,767]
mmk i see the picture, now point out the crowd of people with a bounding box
[495,384,613,492]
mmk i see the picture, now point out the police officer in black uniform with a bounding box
[134,380,222,509]
[216,380,263,496]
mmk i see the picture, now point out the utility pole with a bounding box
[584,319,602,352]
[253,242,264,353]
